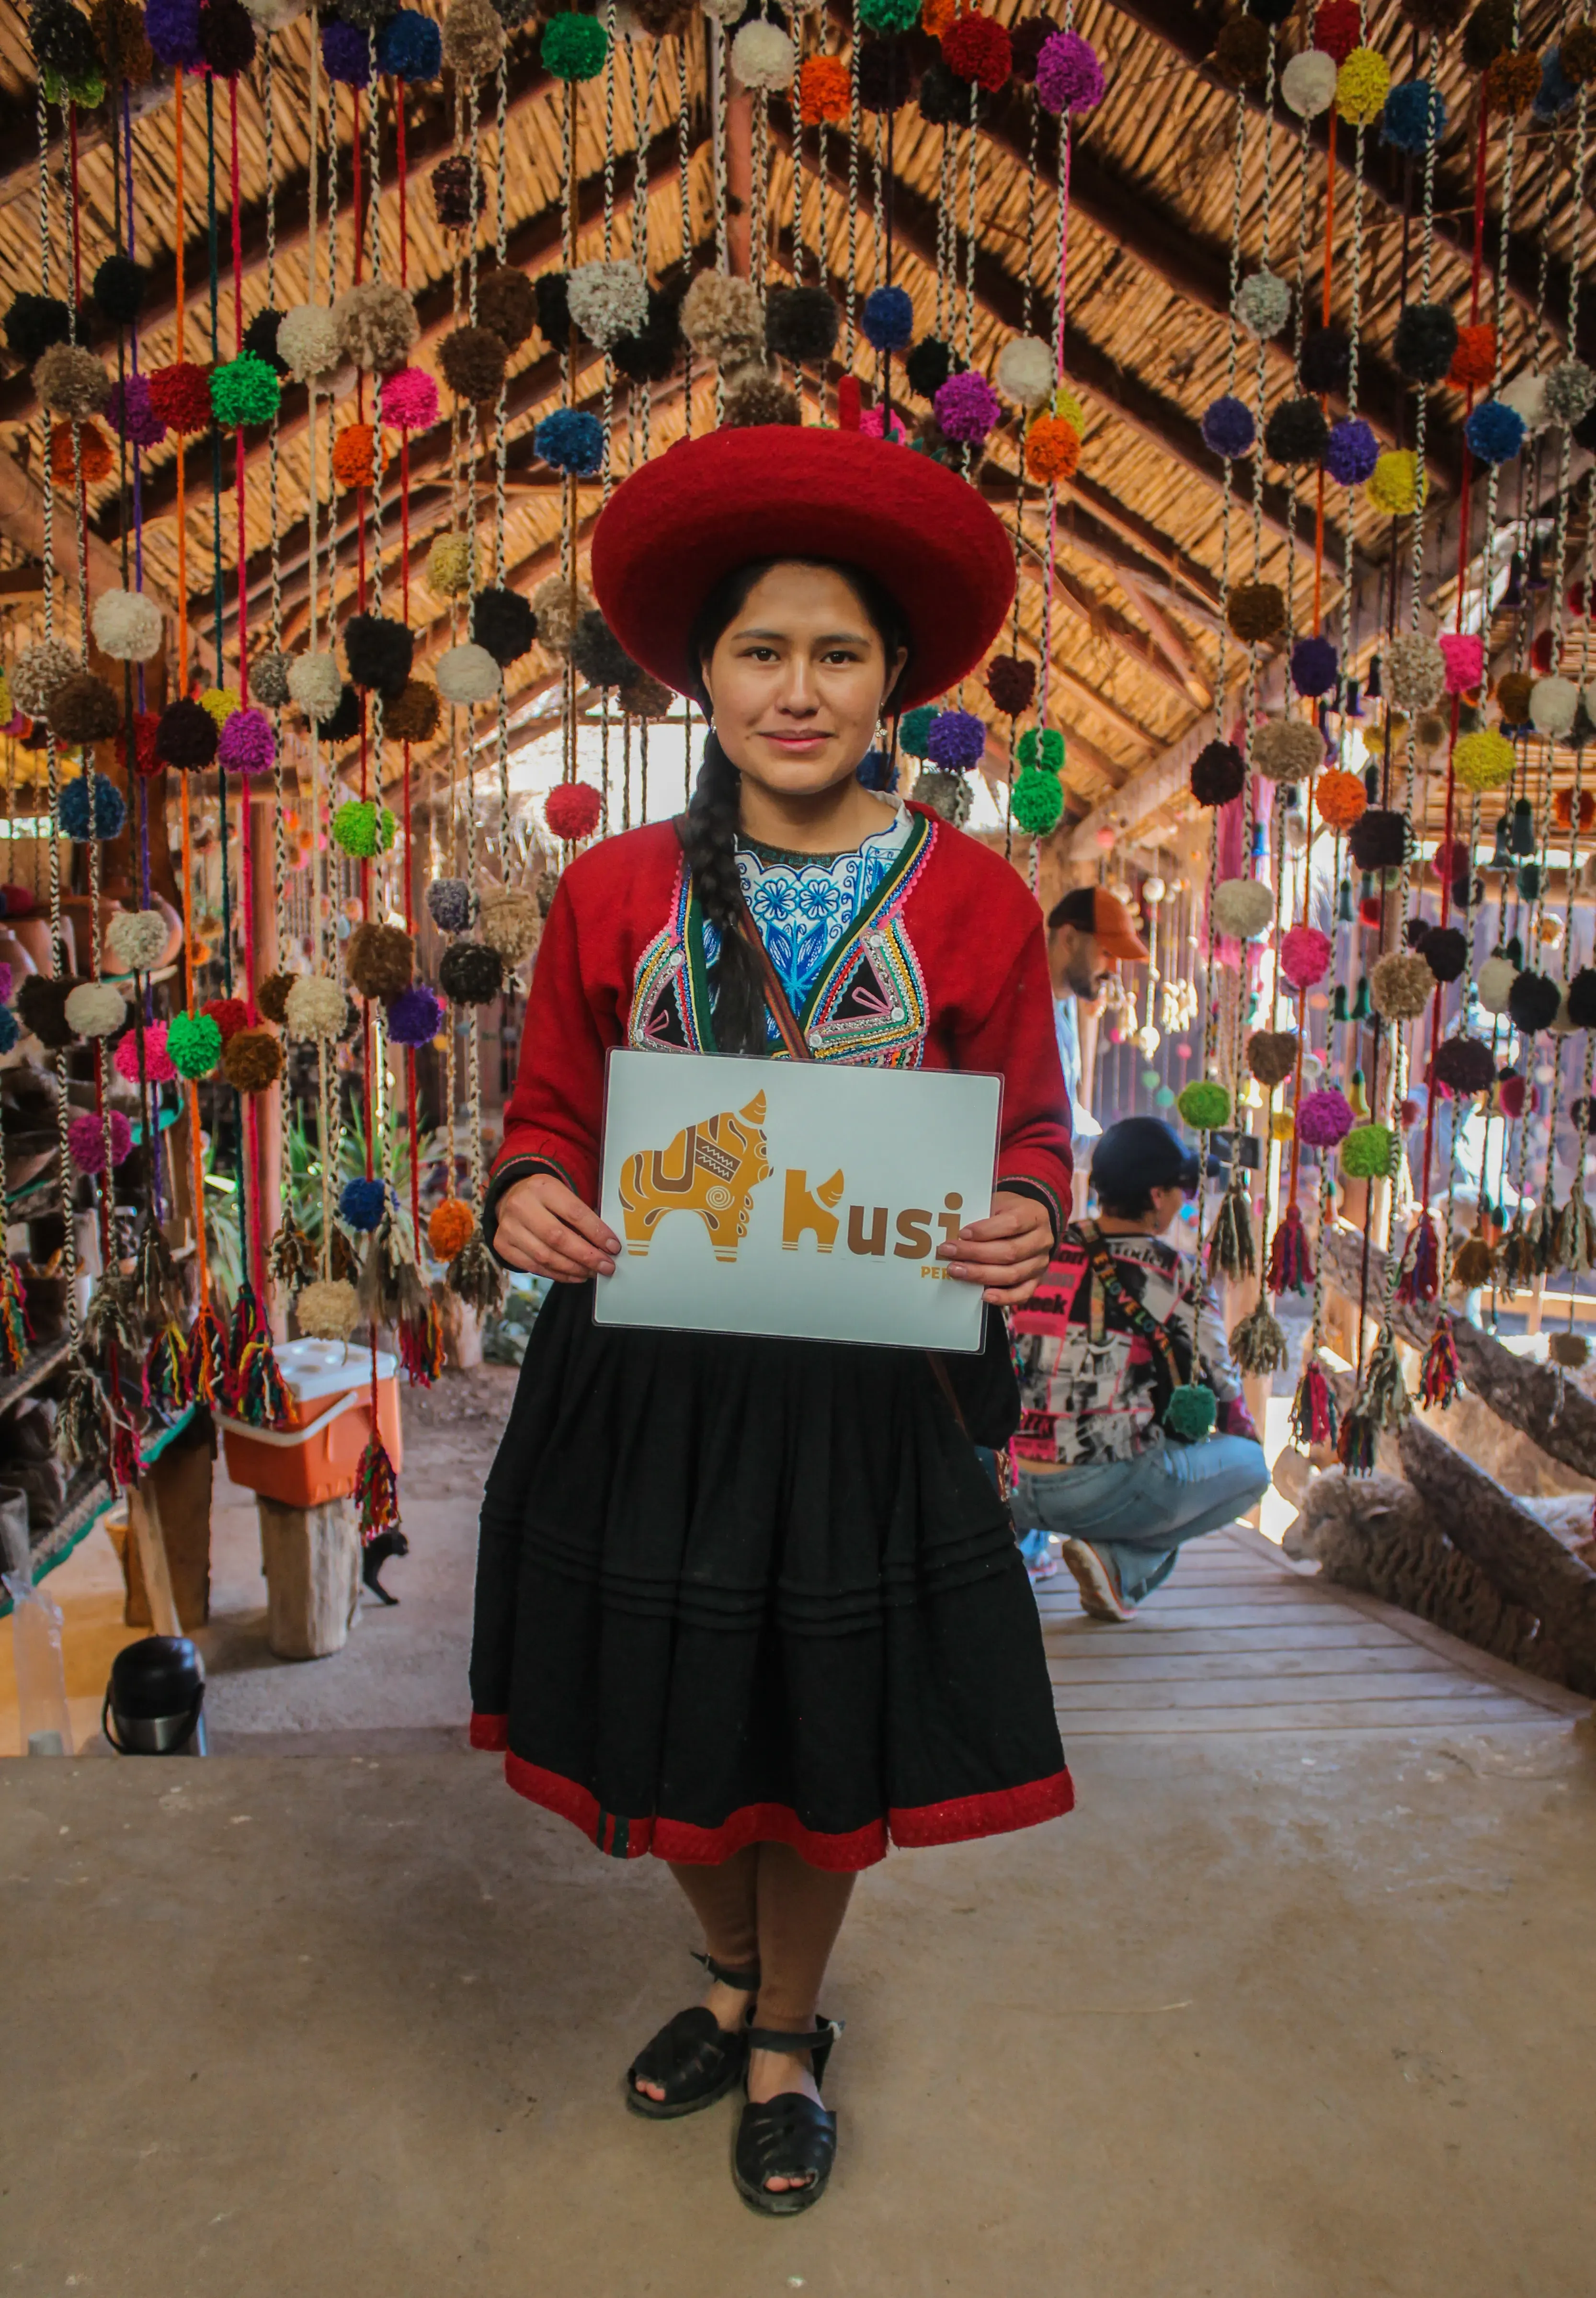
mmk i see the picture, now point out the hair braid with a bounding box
[682,728,768,1056]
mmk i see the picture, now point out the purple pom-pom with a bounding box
[216,707,275,775]
[145,0,203,67]
[1295,1087,1355,1147]
[1291,635,1339,698]
[1201,394,1255,457]
[934,369,1002,443]
[107,373,167,449]
[384,982,445,1046]
[925,708,987,771]
[1035,29,1104,115]
[68,1109,132,1174]
[1323,416,1378,484]
[321,17,373,85]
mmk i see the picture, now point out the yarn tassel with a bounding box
[398,1296,445,1386]
[1207,1185,1256,1283]
[227,1280,263,1388]
[0,1255,27,1374]
[356,1208,428,1331]
[1335,1328,1412,1477]
[355,1432,400,1543]
[1555,1190,1596,1277]
[84,1270,143,1361]
[132,1212,177,1316]
[1288,1356,1337,1448]
[1450,1231,1495,1290]
[1495,1213,1536,1298]
[110,1415,142,1496]
[186,1302,228,1407]
[1265,1201,1313,1296]
[1419,1314,1461,1409]
[57,1362,111,1470]
[448,1231,505,1318]
[143,1321,192,1416]
[1395,1211,1439,1305]
[267,1205,317,1298]
[1230,1302,1288,1376]
[232,1329,292,1429]
[1529,1194,1560,1275]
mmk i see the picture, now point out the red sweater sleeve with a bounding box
[960,914,1074,1241]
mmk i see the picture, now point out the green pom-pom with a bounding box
[1017,726,1066,773]
[167,1010,222,1080]
[332,799,398,858]
[1177,1078,1231,1129]
[900,703,936,759]
[43,66,106,108]
[1010,763,1064,835]
[1340,1121,1395,1178]
[209,352,281,428]
[1164,1384,1217,1441]
[857,0,920,28]
[540,11,608,79]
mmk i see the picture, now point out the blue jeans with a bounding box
[1015,1435,1271,1606]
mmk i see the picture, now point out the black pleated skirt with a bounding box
[469,1283,1073,1870]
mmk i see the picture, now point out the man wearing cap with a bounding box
[1009,1117,1269,1621]
[1045,887,1149,1155]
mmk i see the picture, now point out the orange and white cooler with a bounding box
[219,1339,404,1509]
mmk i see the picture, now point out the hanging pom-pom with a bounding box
[1419,1315,1461,1409]
[1265,1201,1313,1296]
[1289,1357,1338,1449]
[1231,1303,1288,1376]
[1336,1328,1412,1476]
[356,1433,401,1543]
[296,1278,361,1343]
[1208,1185,1257,1282]
[1164,1383,1218,1441]
[1394,1210,1440,1305]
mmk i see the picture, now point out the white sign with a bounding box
[594,1049,1002,1350]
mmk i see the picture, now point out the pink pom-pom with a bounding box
[67,1109,132,1173]
[1438,632,1483,695]
[545,781,603,841]
[1279,923,1334,991]
[933,370,1003,444]
[217,707,276,775]
[1035,29,1105,116]
[858,404,908,442]
[114,1018,176,1084]
[1295,1086,1356,1147]
[379,366,440,433]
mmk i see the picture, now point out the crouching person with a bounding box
[1010,1117,1270,1621]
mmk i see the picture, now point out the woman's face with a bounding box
[699,561,907,798]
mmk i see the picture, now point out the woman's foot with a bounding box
[746,2041,823,2193]
[631,1978,751,2105]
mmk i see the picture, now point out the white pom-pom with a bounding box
[104,909,171,975]
[12,638,79,718]
[566,260,649,352]
[435,643,502,705]
[64,980,125,1039]
[285,973,347,1041]
[995,336,1055,410]
[1530,675,1579,736]
[1212,878,1275,939]
[239,0,307,22]
[1386,631,1447,711]
[1281,49,1337,116]
[730,19,795,87]
[1476,954,1517,1014]
[1234,270,1291,340]
[1500,369,1550,434]
[296,1278,361,1341]
[277,304,342,383]
[478,887,542,964]
[91,588,163,663]
[287,651,344,720]
[1252,717,1323,783]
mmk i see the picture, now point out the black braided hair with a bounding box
[684,557,912,1057]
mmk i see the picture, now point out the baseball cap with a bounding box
[1045,884,1150,965]
[1090,1118,1202,1204]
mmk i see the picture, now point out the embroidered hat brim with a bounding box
[589,426,1017,712]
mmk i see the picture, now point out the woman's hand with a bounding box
[937,1189,1054,1307]
[494,1172,620,1283]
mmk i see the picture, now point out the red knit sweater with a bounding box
[489,804,1073,1237]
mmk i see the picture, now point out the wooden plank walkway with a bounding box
[1036,1523,1592,1736]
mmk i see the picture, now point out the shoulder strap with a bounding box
[1074,1220,1189,1397]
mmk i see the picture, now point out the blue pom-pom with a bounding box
[0,1006,18,1055]
[1323,416,1379,484]
[1465,398,1525,466]
[144,0,203,67]
[321,17,373,85]
[339,1176,389,1233]
[535,408,604,475]
[1381,79,1446,152]
[856,747,899,792]
[1536,46,1576,118]
[376,9,441,79]
[1291,636,1338,699]
[860,285,914,353]
[1200,393,1255,457]
[899,703,936,759]
[57,773,127,842]
[925,708,986,771]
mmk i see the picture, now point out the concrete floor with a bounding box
[4,1719,1592,2296]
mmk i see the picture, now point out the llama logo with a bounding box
[617,1091,773,1262]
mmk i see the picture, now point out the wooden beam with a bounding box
[1015,537,1207,711]
[0,446,174,616]
[0,70,171,209]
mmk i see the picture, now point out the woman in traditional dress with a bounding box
[470,425,1074,2213]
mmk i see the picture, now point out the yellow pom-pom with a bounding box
[1270,1109,1296,1143]
[1452,728,1517,791]
[200,686,241,727]
[426,533,475,599]
[1364,449,1426,517]
[1052,384,1086,432]
[1335,45,1389,124]
[0,669,11,722]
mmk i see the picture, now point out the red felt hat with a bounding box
[589,426,1016,712]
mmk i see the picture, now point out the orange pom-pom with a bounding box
[428,1198,476,1260]
[50,419,114,486]
[798,53,850,123]
[922,0,958,34]
[1025,414,1080,481]
[1554,787,1596,832]
[1448,322,1496,390]
[331,422,387,490]
[1315,766,1367,832]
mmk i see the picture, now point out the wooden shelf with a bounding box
[0,1334,70,1414]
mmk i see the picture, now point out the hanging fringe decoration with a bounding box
[1207,1184,1256,1283]
[228,1280,263,1385]
[132,1213,178,1319]
[1265,1202,1312,1296]
[1495,1213,1536,1298]
[232,1323,292,1429]
[356,1207,429,1331]
[143,1321,192,1416]
[1336,1329,1412,1477]
[1528,1194,1560,1276]
[186,1302,228,1408]
[0,1255,27,1376]
[398,1296,445,1386]
[355,1431,401,1542]
[1419,1314,1461,1409]
[110,1414,142,1497]
[1554,1189,1596,1278]
[1394,1211,1439,1306]
[1288,1356,1337,1449]
[1230,1302,1288,1377]
[57,1363,111,1470]
[267,1205,318,1298]
[447,1231,504,1318]
[84,1270,143,1362]
[1450,1231,1495,1291]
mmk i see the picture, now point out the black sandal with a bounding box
[732,2019,843,2216]
[624,1953,761,2120]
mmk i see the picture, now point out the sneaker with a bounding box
[1026,1555,1061,1585]
[1058,1537,1136,1622]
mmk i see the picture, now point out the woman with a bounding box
[470,425,1074,2214]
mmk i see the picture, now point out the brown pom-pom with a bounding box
[443,0,504,77]
[1213,14,1269,84]
[1549,1329,1590,1368]
[618,672,676,720]
[34,343,111,421]
[1371,949,1438,1020]
[439,325,508,404]
[722,368,802,428]
[1191,739,1245,807]
[223,1026,284,1093]
[432,153,484,230]
[985,654,1037,717]
[1246,1029,1300,1089]
[255,971,293,1026]
[630,0,693,28]
[1414,708,1449,752]
[1349,808,1408,870]
[17,974,82,1050]
[1484,48,1540,109]
[46,671,122,744]
[1562,20,1596,80]
[1451,1233,1495,1288]
[382,679,443,745]
[92,0,154,82]
[475,265,537,352]
[1227,582,1286,642]
[1433,1034,1495,1094]
[1461,0,1513,68]
[1495,668,1533,723]
[346,920,415,1002]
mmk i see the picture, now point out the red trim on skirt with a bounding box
[469,1715,1074,1870]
